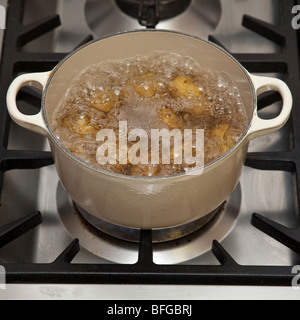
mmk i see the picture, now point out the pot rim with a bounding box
[42,29,256,181]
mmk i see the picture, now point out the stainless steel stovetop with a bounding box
[0,0,299,299]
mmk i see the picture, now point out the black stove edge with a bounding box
[0,236,295,286]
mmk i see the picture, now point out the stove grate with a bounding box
[0,0,299,286]
[210,1,300,259]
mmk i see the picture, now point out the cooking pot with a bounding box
[6,30,292,230]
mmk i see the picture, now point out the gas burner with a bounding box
[57,182,241,264]
[115,0,192,27]
[84,0,221,40]
[75,203,223,243]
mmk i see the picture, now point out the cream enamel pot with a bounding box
[6,30,293,230]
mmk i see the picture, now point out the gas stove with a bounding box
[0,0,299,300]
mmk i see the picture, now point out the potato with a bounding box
[90,89,119,112]
[172,75,203,98]
[160,107,183,129]
[134,82,156,98]
[213,123,230,140]
[133,72,166,98]
[212,124,236,153]
[62,113,98,135]
[132,72,156,98]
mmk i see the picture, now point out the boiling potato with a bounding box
[133,72,167,98]
[213,124,235,153]
[134,82,156,98]
[76,117,98,135]
[90,89,119,112]
[62,113,98,135]
[193,106,205,115]
[160,107,183,129]
[53,52,248,177]
[172,75,203,98]
[213,123,229,140]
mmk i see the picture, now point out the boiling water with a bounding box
[52,52,248,177]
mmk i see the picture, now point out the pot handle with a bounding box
[6,71,52,137]
[246,73,293,141]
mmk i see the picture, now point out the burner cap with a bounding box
[116,0,192,28]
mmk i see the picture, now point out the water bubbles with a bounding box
[113,88,121,96]
[156,82,165,91]
[52,51,248,176]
